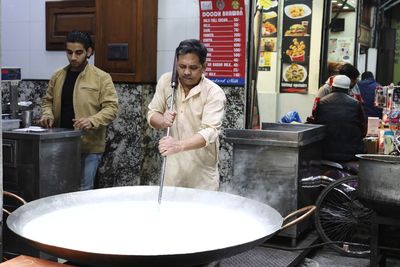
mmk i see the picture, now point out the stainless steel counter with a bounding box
[225,123,325,147]
[3,127,82,200]
[2,128,82,258]
[222,123,325,244]
[2,128,82,140]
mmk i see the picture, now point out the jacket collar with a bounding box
[331,86,349,94]
[63,62,90,76]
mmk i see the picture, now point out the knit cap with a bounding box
[332,75,351,89]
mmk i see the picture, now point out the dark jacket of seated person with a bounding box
[357,71,382,119]
[314,75,367,162]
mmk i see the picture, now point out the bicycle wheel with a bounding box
[315,176,372,257]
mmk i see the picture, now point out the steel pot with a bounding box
[356,154,400,214]
[7,186,313,267]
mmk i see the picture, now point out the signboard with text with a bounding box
[199,0,246,86]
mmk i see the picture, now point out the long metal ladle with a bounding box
[158,55,178,204]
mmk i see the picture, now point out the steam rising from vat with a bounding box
[220,147,293,214]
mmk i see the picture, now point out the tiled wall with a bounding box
[1,81,245,188]
[1,0,247,80]
[1,0,72,79]
[157,0,201,77]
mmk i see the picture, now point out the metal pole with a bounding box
[320,0,332,85]
[158,55,178,204]
[247,5,263,129]
[379,0,396,10]
[245,0,255,129]
[383,0,400,11]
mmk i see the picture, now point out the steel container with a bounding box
[357,154,400,214]
[6,186,312,267]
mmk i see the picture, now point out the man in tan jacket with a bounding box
[40,30,118,190]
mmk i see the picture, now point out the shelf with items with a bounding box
[374,84,400,155]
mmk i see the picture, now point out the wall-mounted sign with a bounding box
[258,1,279,71]
[199,0,246,86]
[328,37,354,63]
[1,68,21,81]
[280,0,313,93]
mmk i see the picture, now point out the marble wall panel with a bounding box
[1,81,244,188]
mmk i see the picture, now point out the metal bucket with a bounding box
[356,154,400,214]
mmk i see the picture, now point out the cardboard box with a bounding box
[367,117,380,136]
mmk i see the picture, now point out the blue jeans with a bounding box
[81,153,103,190]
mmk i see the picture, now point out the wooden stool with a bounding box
[0,255,75,266]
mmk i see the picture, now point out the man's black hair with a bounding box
[175,39,207,65]
[339,63,360,80]
[361,71,374,80]
[65,30,93,51]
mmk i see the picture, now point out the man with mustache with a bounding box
[147,39,226,191]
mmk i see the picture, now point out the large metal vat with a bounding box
[7,186,286,267]
[223,123,325,243]
[357,154,400,214]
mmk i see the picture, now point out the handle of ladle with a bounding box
[158,56,178,204]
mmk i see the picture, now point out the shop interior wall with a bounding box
[357,48,378,77]
[0,0,247,188]
[327,10,358,72]
[257,0,324,123]
[0,0,203,80]
[1,0,361,124]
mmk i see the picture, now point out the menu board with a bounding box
[258,1,279,71]
[280,0,313,93]
[199,0,246,86]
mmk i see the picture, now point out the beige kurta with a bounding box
[147,73,226,191]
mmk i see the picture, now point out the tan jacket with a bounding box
[147,73,226,190]
[41,64,118,153]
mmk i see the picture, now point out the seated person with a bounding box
[308,63,362,123]
[358,71,382,119]
[313,75,367,162]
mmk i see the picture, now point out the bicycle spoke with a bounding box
[315,176,372,257]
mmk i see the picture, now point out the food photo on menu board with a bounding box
[281,62,309,93]
[261,37,276,52]
[258,0,278,9]
[283,1,311,36]
[280,0,313,93]
[261,11,278,37]
[285,23,308,36]
[282,63,307,83]
[283,37,309,62]
[284,3,311,19]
